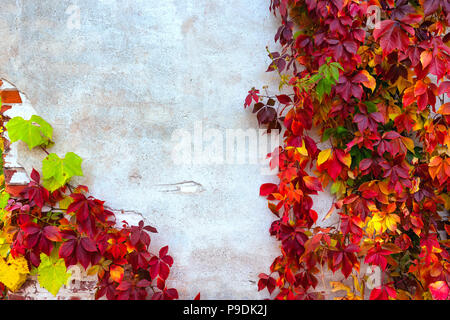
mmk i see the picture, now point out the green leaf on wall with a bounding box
[42,152,83,191]
[5,115,53,150]
[36,251,71,296]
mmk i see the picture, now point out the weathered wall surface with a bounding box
[0,0,336,299]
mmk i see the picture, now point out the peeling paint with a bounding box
[155,181,205,194]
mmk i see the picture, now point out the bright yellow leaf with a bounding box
[296,141,309,157]
[109,265,124,283]
[400,136,415,153]
[317,148,332,166]
[0,255,29,292]
[361,70,376,92]
[369,211,401,234]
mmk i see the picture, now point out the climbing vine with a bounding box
[249,0,450,300]
[0,105,179,300]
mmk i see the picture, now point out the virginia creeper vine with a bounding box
[248,0,450,300]
[0,105,179,300]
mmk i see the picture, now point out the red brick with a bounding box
[3,168,17,184]
[1,104,12,113]
[8,294,26,300]
[0,89,22,103]
[5,184,27,197]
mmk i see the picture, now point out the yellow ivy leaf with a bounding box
[360,70,376,92]
[400,136,415,153]
[440,193,450,210]
[410,177,421,194]
[296,141,309,157]
[0,255,29,292]
[330,179,345,197]
[317,148,332,166]
[352,274,365,299]
[420,50,432,69]
[0,237,10,258]
[392,68,414,93]
[330,281,352,294]
[36,252,71,296]
[339,152,352,168]
[59,196,74,210]
[370,211,401,234]
[387,104,401,121]
[110,265,124,282]
[87,265,100,276]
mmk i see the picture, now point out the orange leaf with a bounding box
[109,265,124,283]
[336,151,352,168]
[303,176,323,191]
[414,80,427,97]
[402,87,415,107]
[360,70,376,92]
[420,50,432,69]
[437,102,450,115]
[428,156,442,180]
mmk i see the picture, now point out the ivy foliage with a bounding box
[42,152,83,192]
[248,0,450,300]
[0,102,180,299]
[32,250,71,296]
[6,116,53,150]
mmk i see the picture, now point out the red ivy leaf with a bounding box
[276,94,292,105]
[373,20,414,55]
[260,183,278,196]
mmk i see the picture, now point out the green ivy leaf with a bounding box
[316,79,326,102]
[316,59,342,102]
[330,62,344,71]
[336,126,348,135]
[36,251,71,296]
[330,65,340,83]
[0,237,10,258]
[364,101,378,113]
[42,152,83,191]
[293,30,302,39]
[5,116,53,150]
[0,192,10,210]
[322,128,335,142]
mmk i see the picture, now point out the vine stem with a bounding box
[40,146,49,155]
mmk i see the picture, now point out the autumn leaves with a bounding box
[252,0,450,300]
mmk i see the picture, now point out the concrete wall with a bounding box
[0,0,336,299]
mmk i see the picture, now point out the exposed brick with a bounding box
[5,185,26,197]
[7,293,26,300]
[0,89,22,104]
[1,104,12,113]
[3,168,17,184]
[1,83,102,300]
